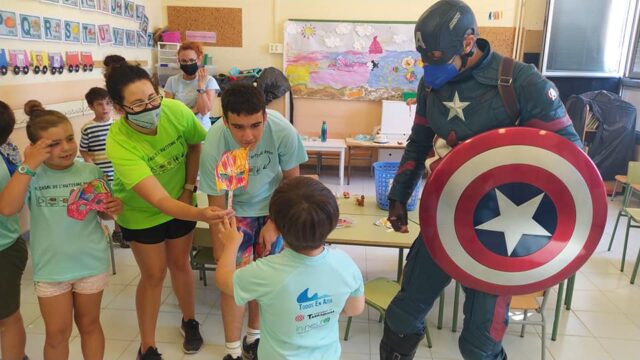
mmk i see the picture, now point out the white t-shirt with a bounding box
[164,74,220,130]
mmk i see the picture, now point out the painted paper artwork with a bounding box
[284,20,423,101]
[0,10,19,38]
[43,17,63,41]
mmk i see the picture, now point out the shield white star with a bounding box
[443,91,470,121]
[475,190,551,256]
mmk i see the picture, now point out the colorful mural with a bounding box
[284,21,422,101]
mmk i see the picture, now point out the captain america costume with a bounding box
[380,38,583,360]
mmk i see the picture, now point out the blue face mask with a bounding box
[126,104,161,130]
[422,63,459,90]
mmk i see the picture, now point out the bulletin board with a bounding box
[166,6,242,47]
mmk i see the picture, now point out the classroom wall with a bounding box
[160,0,533,140]
[0,0,162,149]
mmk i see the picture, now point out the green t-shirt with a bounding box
[27,161,109,282]
[199,110,308,217]
[106,98,207,229]
[0,160,21,252]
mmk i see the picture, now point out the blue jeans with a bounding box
[385,236,511,360]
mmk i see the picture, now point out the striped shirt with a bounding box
[79,119,114,182]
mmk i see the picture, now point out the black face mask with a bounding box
[180,63,199,76]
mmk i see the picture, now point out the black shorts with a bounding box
[120,218,197,245]
[0,236,28,320]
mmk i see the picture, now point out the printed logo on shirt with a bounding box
[34,181,86,207]
[547,88,558,101]
[296,288,332,310]
[147,135,186,175]
[296,316,332,335]
[248,150,274,176]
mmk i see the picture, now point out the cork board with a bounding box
[167,6,242,47]
[478,26,516,57]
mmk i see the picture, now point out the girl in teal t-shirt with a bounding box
[0,100,123,360]
[0,101,29,360]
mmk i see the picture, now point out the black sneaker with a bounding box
[180,318,203,354]
[112,230,130,248]
[242,336,259,360]
[137,347,163,360]
[222,355,241,360]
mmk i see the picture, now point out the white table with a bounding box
[302,138,346,186]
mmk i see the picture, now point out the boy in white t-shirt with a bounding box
[216,176,365,360]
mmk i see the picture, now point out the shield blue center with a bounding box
[473,183,557,257]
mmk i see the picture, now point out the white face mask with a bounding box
[126,104,162,129]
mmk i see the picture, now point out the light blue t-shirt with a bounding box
[234,247,364,360]
[27,161,109,282]
[199,109,308,217]
[0,160,21,252]
[163,74,219,130]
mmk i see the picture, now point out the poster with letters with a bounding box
[19,14,43,41]
[123,0,135,19]
[82,23,97,44]
[147,31,154,48]
[138,13,148,34]
[135,4,145,22]
[80,0,97,10]
[97,23,112,44]
[125,29,136,48]
[62,0,80,7]
[64,20,81,42]
[110,0,123,17]
[96,0,109,13]
[112,27,124,46]
[43,17,63,41]
[0,10,19,38]
[136,31,146,48]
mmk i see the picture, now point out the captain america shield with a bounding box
[420,127,606,295]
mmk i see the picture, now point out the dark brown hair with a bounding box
[269,176,339,252]
[85,87,110,106]
[178,41,203,58]
[105,63,155,105]
[0,101,16,145]
[221,83,266,119]
[24,100,70,143]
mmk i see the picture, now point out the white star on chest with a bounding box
[474,190,551,256]
[443,91,470,121]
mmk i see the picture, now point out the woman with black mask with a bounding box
[164,41,219,130]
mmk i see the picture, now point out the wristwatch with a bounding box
[184,183,198,192]
[17,164,36,177]
[196,88,206,94]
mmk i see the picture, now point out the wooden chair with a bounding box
[608,162,640,271]
[343,277,432,348]
[509,290,550,360]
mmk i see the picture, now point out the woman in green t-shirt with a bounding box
[105,63,232,360]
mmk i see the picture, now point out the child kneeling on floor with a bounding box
[216,176,365,360]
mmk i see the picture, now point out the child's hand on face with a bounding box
[103,196,123,217]
[23,139,52,169]
[217,216,243,245]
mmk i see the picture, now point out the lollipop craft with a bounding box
[67,179,112,220]
[215,148,250,209]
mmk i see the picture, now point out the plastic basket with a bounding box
[373,161,421,211]
[162,31,181,43]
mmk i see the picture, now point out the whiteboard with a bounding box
[380,100,415,135]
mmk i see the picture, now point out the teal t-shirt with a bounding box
[0,160,21,252]
[27,161,109,282]
[199,110,308,217]
[233,247,364,360]
[106,98,207,229]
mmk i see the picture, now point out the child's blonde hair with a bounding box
[24,100,70,143]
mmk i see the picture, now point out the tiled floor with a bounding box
[9,167,640,359]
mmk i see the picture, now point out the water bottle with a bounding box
[321,121,328,142]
